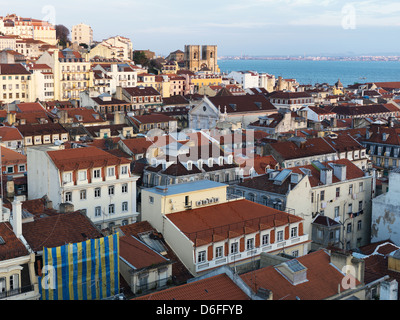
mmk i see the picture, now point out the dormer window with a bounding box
[108,167,115,177]
[187,161,193,171]
[63,172,72,183]
[208,158,213,167]
[93,169,101,179]
[121,166,128,175]
[218,157,224,166]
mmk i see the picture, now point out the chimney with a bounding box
[255,288,273,300]
[11,198,22,238]
[332,164,347,181]
[320,168,333,185]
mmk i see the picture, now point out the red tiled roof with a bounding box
[47,146,130,171]
[290,159,365,188]
[167,199,302,246]
[134,273,250,300]
[240,249,361,300]
[0,222,30,260]
[0,126,23,141]
[0,63,30,75]
[0,146,26,166]
[120,137,153,154]
[119,221,193,284]
[22,211,103,251]
[209,95,277,113]
[17,102,46,113]
[123,86,161,97]
[119,235,169,270]
[130,113,175,124]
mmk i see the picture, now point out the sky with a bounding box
[1,0,400,57]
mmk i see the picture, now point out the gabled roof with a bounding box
[0,63,30,75]
[0,222,30,260]
[0,126,23,141]
[0,146,26,166]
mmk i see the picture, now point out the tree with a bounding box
[55,24,70,46]
[132,51,149,67]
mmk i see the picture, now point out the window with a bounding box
[262,234,269,246]
[357,220,362,231]
[108,186,115,196]
[311,193,314,203]
[348,203,353,214]
[149,196,154,204]
[291,250,299,258]
[121,166,128,175]
[317,229,323,239]
[7,166,14,173]
[216,246,223,258]
[94,188,101,198]
[347,223,352,233]
[108,204,115,215]
[334,206,340,218]
[64,172,72,183]
[78,171,87,181]
[359,182,364,192]
[320,190,325,201]
[95,206,101,217]
[358,201,363,212]
[93,169,101,178]
[247,238,254,250]
[336,187,340,198]
[277,230,284,242]
[80,190,86,200]
[122,201,128,212]
[291,227,298,238]
[65,192,72,202]
[122,183,128,193]
[9,274,19,291]
[0,277,5,293]
[349,184,353,195]
[231,242,238,254]
[108,167,115,176]
[198,250,206,263]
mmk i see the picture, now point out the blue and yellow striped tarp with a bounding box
[38,233,119,300]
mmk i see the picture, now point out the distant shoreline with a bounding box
[218,56,400,62]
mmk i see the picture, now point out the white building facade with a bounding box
[27,145,140,230]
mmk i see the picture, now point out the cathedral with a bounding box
[184,45,220,73]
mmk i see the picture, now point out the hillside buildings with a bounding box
[71,23,93,46]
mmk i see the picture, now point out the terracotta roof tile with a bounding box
[22,211,103,251]
[47,146,130,171]
[167,199,302,246]
[134,273,250,300]
[119,235,169,270]
[240,249,361,300]
[0,222,30,260]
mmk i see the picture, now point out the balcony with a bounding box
[0,284,35,300]
[134,277,173,297]
[195,234,309,273]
